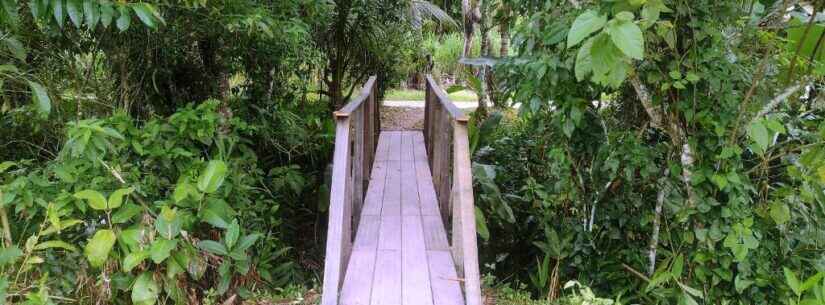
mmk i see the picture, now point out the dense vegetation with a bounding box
[0,0,824,305]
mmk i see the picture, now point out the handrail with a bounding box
[425,75,468,122]
[423,75,482,305]
[321,76,380,305]
[335,76,378,117]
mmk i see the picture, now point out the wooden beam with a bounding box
[337,76,378,116]
[321,118,354,305]
[451,123,481,305]
[425,75,468,122]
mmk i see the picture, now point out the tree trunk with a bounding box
[499,21,510,57]
[461,0,475,58]
[499,5,510,57]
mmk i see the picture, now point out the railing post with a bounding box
[424,80,432,156]
[351,108,365,231]
[321,118,354,305]
[452,122,481,305]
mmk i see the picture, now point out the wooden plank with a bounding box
[375,133,391,162]
[415,161,440,216]
[370,250,402,305]
[387,132,402,161]
[378,216,402,250]
[401,132,415,161]
[402,216,434,305]
[401,161,421,216]
[340,250,377,305]
[422,215,449,250]
[452,125,481,305]
[354,215,381,250]
[321,119,353,305]
[363,161,387,216]
[382,160,402,216]
[427,251,465,305]
[412,132,428,162]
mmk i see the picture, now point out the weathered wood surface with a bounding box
[423,75,482,305]
[323,76,381,305]
[339,131,464,305]
[325,75,479,305]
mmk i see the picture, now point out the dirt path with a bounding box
[380,100,478,131]
[381,105,424,130]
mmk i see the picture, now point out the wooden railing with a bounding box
[321,76,380,305]
[423,75,482,305]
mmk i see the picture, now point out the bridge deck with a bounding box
[339,131,464,305]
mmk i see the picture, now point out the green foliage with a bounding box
[480,0,825,304]
[1,101,304,303]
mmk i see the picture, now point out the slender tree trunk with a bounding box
[648,178,667,275]
[499,18,510,57]
[461,0,475,58]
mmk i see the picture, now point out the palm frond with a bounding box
[409,0,458,30]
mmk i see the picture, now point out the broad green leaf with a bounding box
[107,187,134,210]
[42,219,84,235]
[155,206,182,239]
[802,272,825,293]
[567,10,607,48]
[130,3,161,29]
[0,161,15,173]
[711,174,728,190]
[2,36,26,61]
[83,0,99,28]
[53,0,65,28]
[84,229,116,268]
[201,199,232,228]
[225,219,240,250]
[787,17,825,61]
[590,34,628,87]
[681,291,699,305]
[116,5,130,31]
[615,11,635,22]
[74,189,107,210]
[677,281,703,298]
[150,239,177,264]
[735,275,754,293]
[100,2,114,28]
[0,0,17,25]
[112,203,143,224]
[132,272,159,305]
[575,38,595,81]
[123,250,149,272]
[33,240,78,252]
[785,267,803,296]
[27,81,51,116]
[770,202,791,225]
[234,233,261,252]
[475,207,490,240]
[197,240,228,256]
[66,0,82,27]
[0,246,22,266]
[748,121,771,153]
[198,160,228,193]
[671,254,684,278]
[605,18,645,60]
[173,181,199,204]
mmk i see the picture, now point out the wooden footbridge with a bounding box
[321,75,481,305]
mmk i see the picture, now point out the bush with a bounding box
[0,101,300,303]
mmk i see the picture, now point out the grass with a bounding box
[385,88,478,102]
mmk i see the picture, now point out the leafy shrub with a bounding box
[0,100,297,303]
